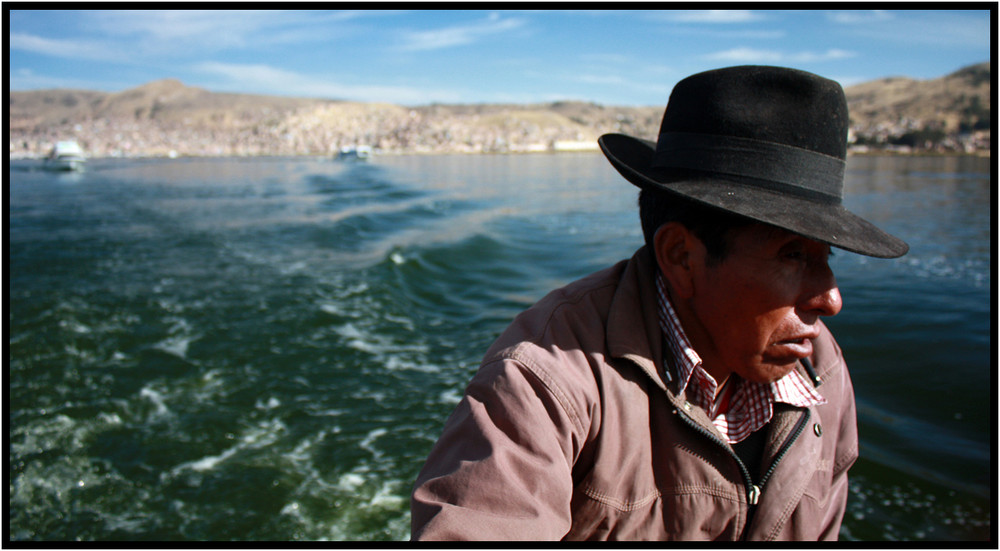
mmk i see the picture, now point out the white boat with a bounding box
[336,145,372,162]
[44,141,87,171]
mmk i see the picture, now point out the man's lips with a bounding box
[775,339,813,358]
[772,331,820,359]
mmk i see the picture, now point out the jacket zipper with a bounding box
[757,409,811,497]
[672,408,757,518]
[674,405,811,540]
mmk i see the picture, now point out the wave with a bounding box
[9,155,990,542]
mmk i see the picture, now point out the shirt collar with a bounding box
[655,272,826,441]
[654,271,707,395]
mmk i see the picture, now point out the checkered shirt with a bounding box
[655,273,826,444]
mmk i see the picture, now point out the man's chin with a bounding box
[739,360,798,385]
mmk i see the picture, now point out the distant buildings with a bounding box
[8,104,989,160]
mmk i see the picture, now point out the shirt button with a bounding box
[683,401,692,412]
[813,423,823,437]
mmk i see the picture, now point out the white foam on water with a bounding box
[153,318,197,359]
[370,481,406,509]
[383,355,441,374]
[139,386,172,418]
[307,407,347,418]
[271,438,413,540]
[334,322,365,341]
[156,298,184,314]
[97,412,123,425]
[359,427,389,461]
[439,387,463,406]
[59,319,92,334]
[318,302,342,315]
[336,323,405,356]
[279,260,309,275]
[255,396,281,410]
[176,445,241,473]
[189,369,228,404]
[383,313,415,331]
[63,343,98,362]
[338,281,370,298]
[168,418,287,476]
[99,511,150,535]
[333,322,438,375]
[154,334,191,358]
[283,428,328,464]
[9,414,77,457]
[10,409,154,538]
[337,472,366,491]
[280,500,302,517]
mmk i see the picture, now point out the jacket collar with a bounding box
[606,247,671,392]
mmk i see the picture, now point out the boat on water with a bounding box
[336,145,372,162]
[44,141,87,171]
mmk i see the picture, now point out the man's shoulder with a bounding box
[534,259,631,313]
[483,258,632,368]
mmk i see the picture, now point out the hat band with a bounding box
[652,132,845,202]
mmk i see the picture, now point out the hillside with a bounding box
[845,62,990,150]
[9,79,324,129]
[8,63,990,159]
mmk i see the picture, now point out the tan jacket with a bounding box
[411,247,858,541]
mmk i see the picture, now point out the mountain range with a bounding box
[9,62,991,158]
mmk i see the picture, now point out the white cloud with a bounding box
[91,10,261,44]
[825,10,894,25]
[90,10,358,42]
[10,32,129,62]
[398,12,526,51]
[801,49,857,62]
[659,10,764,24]
[832,10,989,49]
[79,10,374,56]
[10,11,368,64]
[9,68,114,91]
[704,47,857,64]
[704,47,780,64]
[194,61,464,104]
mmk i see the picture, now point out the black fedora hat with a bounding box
[599,65,908,259]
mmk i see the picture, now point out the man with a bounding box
[410,66,908,540]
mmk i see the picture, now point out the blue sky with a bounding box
[8,8,992,106]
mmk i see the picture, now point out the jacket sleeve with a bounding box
[410,355,585,540]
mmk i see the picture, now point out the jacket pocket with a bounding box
[565,483,743,540]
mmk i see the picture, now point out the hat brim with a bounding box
[599,133,909,259]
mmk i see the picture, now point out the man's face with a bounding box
[688,224,843,384]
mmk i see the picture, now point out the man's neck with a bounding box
[661,282,734,385]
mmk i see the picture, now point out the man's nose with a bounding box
[801,262,843,318]
[814,284,843,317]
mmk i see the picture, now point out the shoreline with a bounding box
[9,148,992,162]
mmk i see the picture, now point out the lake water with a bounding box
[8,153,992,541]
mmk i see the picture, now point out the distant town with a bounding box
[9,63,991,160]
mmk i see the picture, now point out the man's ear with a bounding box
[653,222,697,300]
